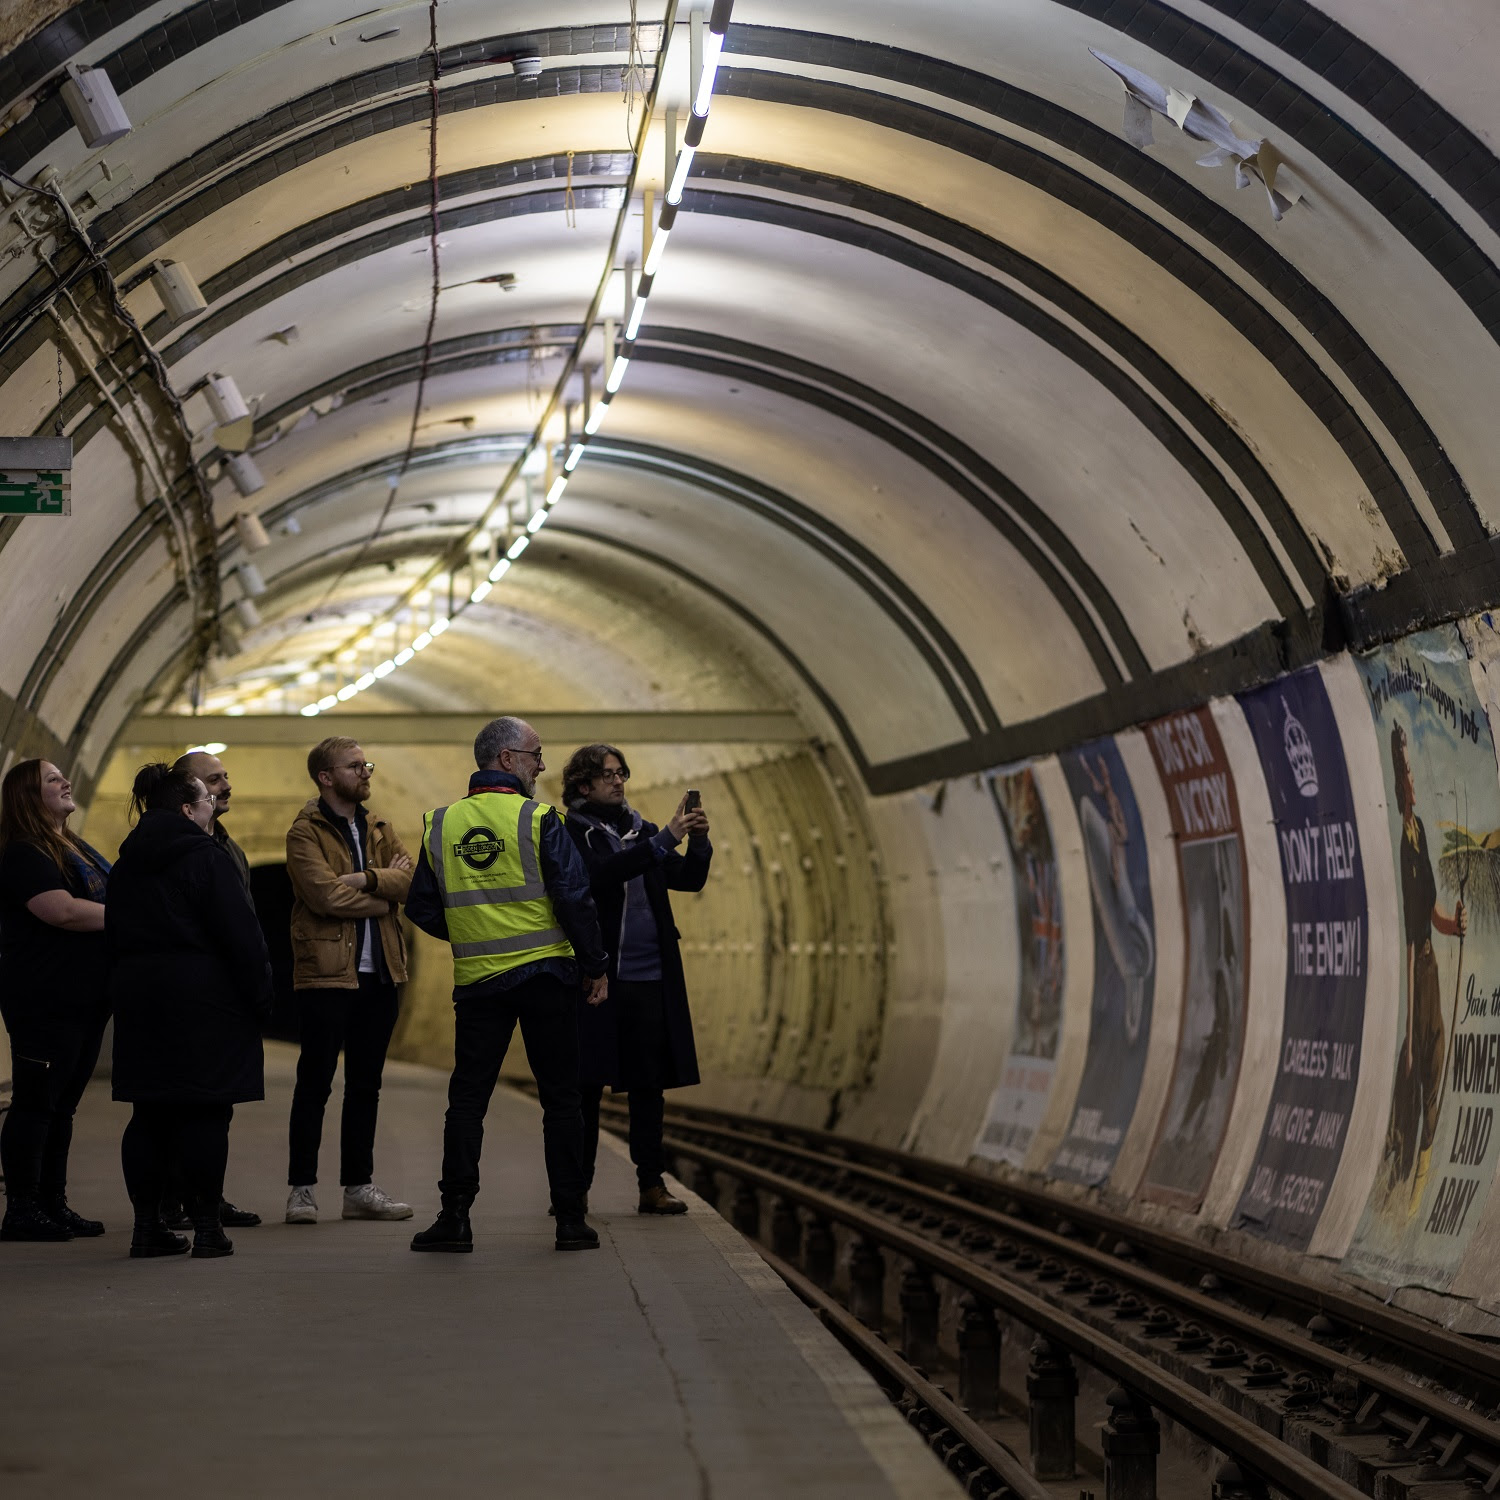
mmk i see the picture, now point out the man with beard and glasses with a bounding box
[283,738,414,1226]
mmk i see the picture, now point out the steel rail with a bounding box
[654,1099,1500,1388]
[762,1246,1053,1500]
[645,1106,1500,1490]
[664,1132,1366,1500]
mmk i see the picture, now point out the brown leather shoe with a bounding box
[638,1184,688,1215]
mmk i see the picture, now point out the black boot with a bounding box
[553,1197,600,1252]
[219,1198,261,1228]
[410,1196,473,1253]
[160,1201,192,1230]
[43,1198,106,1236]
[0,1197,73,1242]
[188,1198,234,1259]
[129,1215,190,1259]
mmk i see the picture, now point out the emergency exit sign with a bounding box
[0,437,71,516]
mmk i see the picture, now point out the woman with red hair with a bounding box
[0,759,111,1241]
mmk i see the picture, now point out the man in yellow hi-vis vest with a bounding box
[404,717,609,1252]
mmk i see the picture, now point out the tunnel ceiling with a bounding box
[1,0,1498,796]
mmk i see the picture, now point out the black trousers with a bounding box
[439,971,585,1210]
[581,980,669,1192]
[121,1101,233,1217]
[0,1009,107,1203]
[287,976,399,1187]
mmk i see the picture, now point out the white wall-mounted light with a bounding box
[232,510,270,552]
[205,374,249,426]
[60,62,131,148]
[227,453,265,497]
[151,260,206,325]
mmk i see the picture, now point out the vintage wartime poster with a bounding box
[1233,670,1368,1249]
[1051,739,1156,1185]
[973,766,1065,1167]
[1139,707,1250,1211]
[1345,627,1500,1291]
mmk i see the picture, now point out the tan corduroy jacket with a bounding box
[285,799,413,990]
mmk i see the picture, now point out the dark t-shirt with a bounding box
[0,838,110,1025]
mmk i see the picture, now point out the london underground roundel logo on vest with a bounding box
[454,826,506,870]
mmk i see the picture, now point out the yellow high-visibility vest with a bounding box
[423,792,575,986]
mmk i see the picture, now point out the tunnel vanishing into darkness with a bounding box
[9,0,1500,1367]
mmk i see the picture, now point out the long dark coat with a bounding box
[108,810,272,1104]
[564,808,711,1091]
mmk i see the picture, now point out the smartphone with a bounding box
[684,788,701,811]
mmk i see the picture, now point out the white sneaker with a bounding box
[286,1185,318,1224]
[342,1184,413,1221]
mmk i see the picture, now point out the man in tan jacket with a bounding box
[284,737,414,1224]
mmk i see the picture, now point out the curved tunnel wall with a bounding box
[6,0,1500,1333]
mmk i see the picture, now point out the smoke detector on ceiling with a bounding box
[513,52,543,80]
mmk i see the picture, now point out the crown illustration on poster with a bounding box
[1282,696,1318,798]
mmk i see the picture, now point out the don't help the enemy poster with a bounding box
[973,766,1064,1168]
[1346,626,1500,1292]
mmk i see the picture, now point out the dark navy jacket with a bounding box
[405,770,608,996]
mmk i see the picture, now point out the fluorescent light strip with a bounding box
[585,401,609,435]
[488,559,511,582]
[625,293,647,340]
[431,616,450,635]
[413,630,433,650]
[337,684,358,701]
[470,580,492,603]
[318,694,338,710]
[355,672,376,691]
[666,143,695,204]
[394,648,415,666]
[301,703,320,717]
[564,442,585,472]
[546,475,567,504]
[605,354,630,393]
[507,535,529,559]
[527,508,549,533]
[374,659,395,677]
[644,223,669,276]
[692,28,724,116]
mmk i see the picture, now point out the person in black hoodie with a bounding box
[560,744,711,1214]
[108,764,272,1260]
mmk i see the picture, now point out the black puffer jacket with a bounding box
[108,810,272,1104]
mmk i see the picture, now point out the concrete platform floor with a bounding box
[0,1045,958,1498]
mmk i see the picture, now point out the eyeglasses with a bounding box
[597,767,629,783]
[508,746,543,762]
[340,761,375,774]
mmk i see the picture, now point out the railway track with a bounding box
[601,1097,1500,1499]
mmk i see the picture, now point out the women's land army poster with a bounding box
[973,766,1064,1168]
[1345,627,1500,1292]
[1138,707,1250,1211]
[1232,669,1367,1249]
[1050,739,1156,1185]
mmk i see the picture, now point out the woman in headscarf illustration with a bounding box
[1080,755,1153,1045]
[1385,722,1466,1218]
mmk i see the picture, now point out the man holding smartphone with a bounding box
[561,744,712,1214]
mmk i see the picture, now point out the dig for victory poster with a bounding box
[1345,627,1500,1291]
